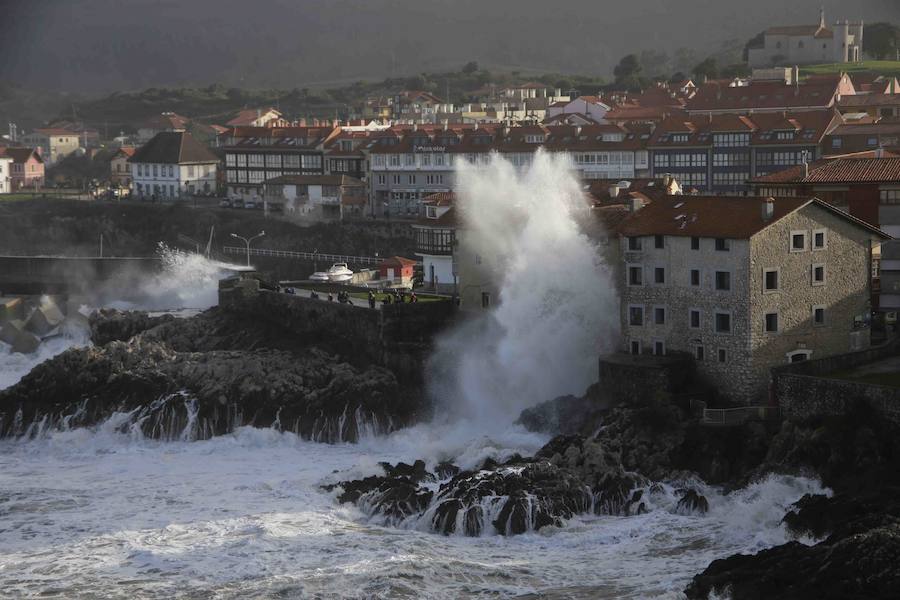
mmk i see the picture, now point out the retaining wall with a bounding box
[772,339,900,423]
[218,277,457,380]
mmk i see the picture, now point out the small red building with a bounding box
[378,256,417,286]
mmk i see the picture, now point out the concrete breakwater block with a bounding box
[25,301,65,337]
[0,320,40,354]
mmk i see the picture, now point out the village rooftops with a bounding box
[226,107,282,127]
[617,195,889,240]
[685,78,850,113]
[751,157,900,185]
[140,112,190,131]
[648,109,841,146]
[128,131,219,165]
[32,128,81,137]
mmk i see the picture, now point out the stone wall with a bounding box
[218,277,457,380]
[598,352,695,406]
[773,340,900,423]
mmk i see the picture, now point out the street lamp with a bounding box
[230,230,265,267]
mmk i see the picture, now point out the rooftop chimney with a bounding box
[609,185,620,198]
[762,197,775,221]
[628,195,647,212]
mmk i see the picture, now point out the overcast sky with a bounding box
[2,0,897,93]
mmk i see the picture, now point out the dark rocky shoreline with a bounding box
[0,307,424,442]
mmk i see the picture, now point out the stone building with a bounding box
[747,9,863,68]
[617,195,888,403]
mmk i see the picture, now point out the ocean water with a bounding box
[0,422,825,600]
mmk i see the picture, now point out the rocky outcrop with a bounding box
[685,404,900,599]
[1,308,424,442]
[326,434,693,537]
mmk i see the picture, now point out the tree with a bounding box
[462,61,479,75]
[639,49,670,79]
[672,47,698,76]
[614,54,642,82]
[864,22,900,60]
[693,58,719,81]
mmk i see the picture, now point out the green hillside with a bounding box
[800,61,900,78]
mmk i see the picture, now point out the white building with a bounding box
[0,154,12,193]
[128,131,219,200]
[412,193,457,293]
[748,10,864,68]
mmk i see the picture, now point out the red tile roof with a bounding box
[379,256,418,268]
[686,81,840,113]
[617,195,887,239]
[0,147,42,163]
[751,158,900,185]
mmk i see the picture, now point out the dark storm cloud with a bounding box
[1,0,897,92]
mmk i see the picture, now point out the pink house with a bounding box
[0,147,44,190]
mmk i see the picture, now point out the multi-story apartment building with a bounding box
[223,126,337,201]
[18,128,81,165]
[366,125,485,217]
[411,193,457,293]
[323,130,369,181]
[544,124,651,180]
[129,131,219,200]
[617,195,888,403]
[648,110,841,194]
[0,147,44,190]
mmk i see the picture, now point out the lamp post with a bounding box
[230,230,265,267]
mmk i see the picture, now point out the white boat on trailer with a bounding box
[326,262,354,283]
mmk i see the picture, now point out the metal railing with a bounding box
[221,246,384,266]
[701,406,781,426]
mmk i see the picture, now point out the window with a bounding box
[408,175,416,184]
[690,309,701,329]
[813,230,826,250]
[630,340,641,355]
[481,292,491,308]
[791,231,807,252]
[812,264,826,285]
[691,237,700,250]
[715,238,730,251]
[248,154,264,168]
[765,312,779,333]
[392,175,401,185]
[654,235,664,249]
[653,341,665,356]
[695,346,705,361]
[718,348,728,363]
[628,266,643,286]
[690,269,701,287]
[764,269,779,292]
[715,312,731,333]
[715,271,731,291]
[831,137,842,149]
[813,305,825,326]
[153,164,158,176]
[713,133,750,147]
[377,174,386,185]
[629,305,644,327]
[881,190,900,204]
[655,267,666,284]
[654,307,666,325]
[628,236,642,251]
[867,137,878,147]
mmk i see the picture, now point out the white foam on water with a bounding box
[0,425,826,599]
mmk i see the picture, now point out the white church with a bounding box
[747,9,864,68]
